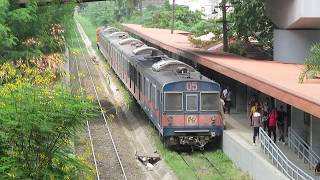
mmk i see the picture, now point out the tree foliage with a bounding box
[0,2,97,177]
[0,60,96,179]
[0,81,96,179]
[0,0,74,61]
[142,2,204,32]
[230,0,274,50]
[299,43,320,83]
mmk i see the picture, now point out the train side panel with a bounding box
[98,32,163,132]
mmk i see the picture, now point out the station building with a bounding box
[121,24,320,180]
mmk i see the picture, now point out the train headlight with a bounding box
[211,116,216,124]
[168,116,174,126]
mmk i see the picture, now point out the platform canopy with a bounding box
[122,24,320,118]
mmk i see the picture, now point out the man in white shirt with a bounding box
[222,87,232,114]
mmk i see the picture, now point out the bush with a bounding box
[188,35,214,48]
[190,20,221,37]
[299,43,320,83]
[227,44,247,56]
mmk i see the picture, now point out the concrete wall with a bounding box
[273,29,320,64]
[311,116,320,156]
[266,0,320,29]
[223,130,289,180]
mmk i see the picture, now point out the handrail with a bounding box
[288,127,320,170]
[259,127,314,180]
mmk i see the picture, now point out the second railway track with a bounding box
[70,25,127,180]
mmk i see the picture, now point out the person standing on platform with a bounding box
[220,98,225,127]
[262,98,269,131]
[268,108,278,143]
[249,102,259,126]
[251,107,262,146]
[277,105,287,144]
[222,87,232,114]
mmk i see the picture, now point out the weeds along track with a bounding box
[201,152,225,179]
[70,26,127,180]
[178,151,225,180]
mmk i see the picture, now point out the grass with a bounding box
[75,12,250,180]
[75,14,135,109]
[150,126,250,180]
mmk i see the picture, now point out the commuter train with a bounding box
[96,26,223,149]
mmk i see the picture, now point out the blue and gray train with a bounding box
[96,26,223,149]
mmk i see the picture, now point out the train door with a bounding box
[144,77,147,109]
[184,92,200,127]
[138,72,141,102]
[145,78,150,112]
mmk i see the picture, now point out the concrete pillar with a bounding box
[311,116,320,156]
[273,30,320,64]
[291,106,305,138]
[235,82,246,113]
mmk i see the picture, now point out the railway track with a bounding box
[69,25,127,180]
[178,152,201,180]
[177,151,225,180]
[201,152,225,179]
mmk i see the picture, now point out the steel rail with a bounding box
[73,25,128,180]
[202,153,225,179]
[178,153,200,180]
[69,29,100,180]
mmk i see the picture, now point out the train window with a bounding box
[146,78,150,99]
[186,94,198,111]
[164,93,183,111]
[144,77,147,97]
[201,93,219,111]
[156,90,160,110]
[151,84,155,108]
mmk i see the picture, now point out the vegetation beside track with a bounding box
[75,14,135,109]
[150,131,250,180]
[0,3,98,178]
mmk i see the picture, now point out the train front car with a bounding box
[161,76,223,149]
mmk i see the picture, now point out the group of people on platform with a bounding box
[249,98,287,146]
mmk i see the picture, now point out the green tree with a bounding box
[299,43,320,83]
[230,0,274,50]
[0,82,96,179]
[0,0,74,61]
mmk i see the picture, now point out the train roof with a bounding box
[100,27,218,87]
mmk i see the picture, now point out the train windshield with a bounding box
[186,94,198,111]
[164,93,183,111]
[201,92,219,111]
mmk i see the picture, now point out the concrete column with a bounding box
[235,82,246,113]
[311,116,320,156]
[273,30,320,64]
[291,106,305,138]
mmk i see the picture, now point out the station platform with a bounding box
[121,24,320,118]
[120,24,320,180]
[223,112,319,180]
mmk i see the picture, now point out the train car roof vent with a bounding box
[152,59,193,72]
[133,47,164,56]
[119,38,143,46]
[110,32,129,38]
[176,67,191,78]
[103,27,118,33]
